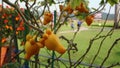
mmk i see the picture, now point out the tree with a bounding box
[1,0,120,68]
[114,3,120,29]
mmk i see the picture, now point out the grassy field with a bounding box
[58,20,120,67]
[17,20,120,68]
[58,29,120,66]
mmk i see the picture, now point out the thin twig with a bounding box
[68,47,72,67]
[55,14,69,33]
[73,6,112,68]
[9,49,25,62]
[89,6,113,67]
[73,39,94,67]
[89,29,114,68]
[30,0,36,9]
[100,38,120,67]
[94,6,112,38]
[107,62,120,68]
[25,0,40,28]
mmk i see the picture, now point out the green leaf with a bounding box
[91,8,98,11]
[107,0,119,6]
[99,0,105,5]
[48,0,55,6]
[76,13,88,20]
[65,0,70,3]
[108,0,115,6]
[70,0,82,9]
[40,1,46,6]
[113,0,119,4]
[70,0,89,10]
[20,0,23,2]
[29,0,34,2]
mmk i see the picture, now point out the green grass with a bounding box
[56,20,120,67]
[59,29,120,66]
[16,20,120,68]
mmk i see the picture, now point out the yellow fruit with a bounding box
[24,34,44,60]
[26,34,32,41]
[41,29,66,54]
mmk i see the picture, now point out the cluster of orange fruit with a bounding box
[0,14,25,44]
[1,13,9,24]
[5,25,13,30]
[15,14,25,31]
[59,2,89,14]
[16,21,25,31]
[59,2,94,26]
[24,29,66,60]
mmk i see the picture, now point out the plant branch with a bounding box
[9,49,25,62]
[107,62,120,68]
[100,37,120,67]
[89,29,114,68]
[30,0,36,9]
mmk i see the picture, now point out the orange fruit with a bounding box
[4,19,9,24]
[1,38,7,43]
[15,16,20,21]
[5,25,9,29]
[64,4,73,14]
[85,15,94,26]
[9,26,13,30]
[16,31,19,35]
[59,5,64,12]
[75,3,89,13]
[43,12,53,25]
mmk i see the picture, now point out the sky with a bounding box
[88,0,115,14]
[0,0,115,14]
